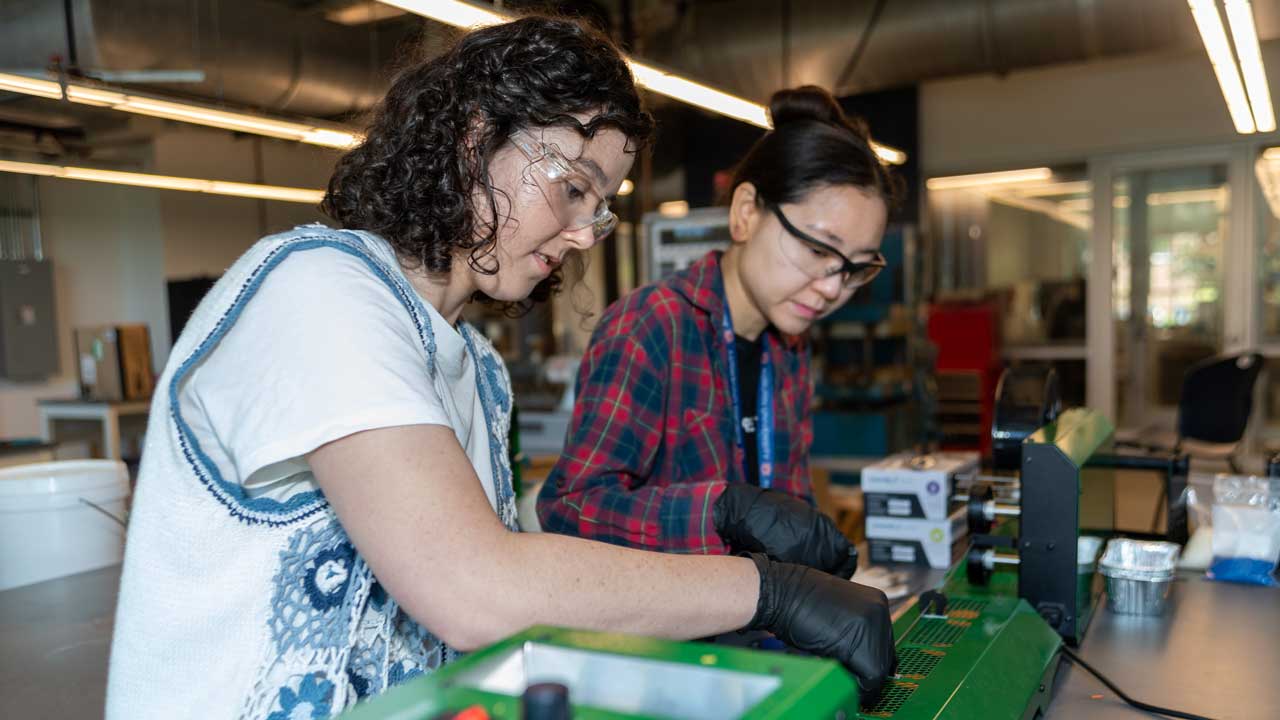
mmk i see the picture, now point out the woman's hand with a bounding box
[746,553,895,701]
[714,484,858,578]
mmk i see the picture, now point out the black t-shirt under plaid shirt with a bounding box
[735,333,763,486]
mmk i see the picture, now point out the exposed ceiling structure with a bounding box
[637,0,1280,102]
[2,0,1279,146]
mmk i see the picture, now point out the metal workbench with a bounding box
[1,564,1276,719]
[0,565,119,719]
[1046,572,1280,719]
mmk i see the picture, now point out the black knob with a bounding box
[918,589,949,616]
[967,483,995,535]
[523,682,571,720]
[966,545,992,586]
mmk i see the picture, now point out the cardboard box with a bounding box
[866,509,968,568]
[75,325,154,401]
[862,452,978,520]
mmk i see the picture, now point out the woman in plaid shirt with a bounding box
[539,86,896,581]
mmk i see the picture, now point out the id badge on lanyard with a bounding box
[720,302,776,489]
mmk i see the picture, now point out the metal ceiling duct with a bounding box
[635,0,1280,102]
[0,0,435,121]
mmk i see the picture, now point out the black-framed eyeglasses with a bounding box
[768,204,886,289]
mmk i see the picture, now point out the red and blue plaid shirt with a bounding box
[536,251,814,554]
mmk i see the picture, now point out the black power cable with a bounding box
[1060,646,1219,720]
[835,0,888,92]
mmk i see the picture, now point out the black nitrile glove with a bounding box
[746,553,895,702]
[714,484,858,578]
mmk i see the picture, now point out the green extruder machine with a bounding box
[342,408,1132,720]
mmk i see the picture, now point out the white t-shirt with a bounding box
[107,227,517,719]
[183,235,498,509]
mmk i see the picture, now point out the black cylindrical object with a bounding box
[967,483,995,534]
[966,545,992,586]
[1268,454,1280,478]
[523,682,571,720]
[991,365,1062,471]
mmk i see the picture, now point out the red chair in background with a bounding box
[927,301,1001,459]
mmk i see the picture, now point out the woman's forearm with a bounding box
[310,424,758,652]
[444,532,759,650]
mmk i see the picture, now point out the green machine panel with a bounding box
[857,568,1063,720]
[339,626,859,719]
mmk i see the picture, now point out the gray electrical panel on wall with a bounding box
[0,174,57,380]
[0,259,58,380]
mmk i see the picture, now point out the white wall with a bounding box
[0,123,336,440]
[152,126,334,280]
[921,40,1280,175]
[0,179,167,438]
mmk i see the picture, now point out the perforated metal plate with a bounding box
[894,647,945,680]
[904,617,971,647]
[861,680,919,718]
[945,598,988,617]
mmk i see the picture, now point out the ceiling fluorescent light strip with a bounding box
[0,159,325,204]
[1188,0,1256,134]
[377,0,907,165]
[926,168,1053,191]
[1224,0,1275,133]
[627,60,770,128]
[0,71,362,149]
[327,2,410,25]
[0,73,64,100]
[376,0,506,26]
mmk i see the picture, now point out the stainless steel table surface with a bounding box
[1045,573,1279,720]
[0,565,120,720]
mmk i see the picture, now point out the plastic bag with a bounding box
[1205,475,1280,587]
[1178,474,1217,570]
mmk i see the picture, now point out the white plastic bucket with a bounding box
[0,459,130,592]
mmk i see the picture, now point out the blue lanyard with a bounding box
[719,300,776,489]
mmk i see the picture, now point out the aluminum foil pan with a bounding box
[1099,539,1181,581]
[1099,539,1181,615]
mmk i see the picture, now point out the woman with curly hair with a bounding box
[106,17,893,719]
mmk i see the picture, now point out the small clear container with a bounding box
[1098,539,1181,615]
[1077,535,1103,574]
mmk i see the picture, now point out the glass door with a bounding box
[1253,149,1280,450]
[1111,164,1230,431]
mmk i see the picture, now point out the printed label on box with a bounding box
[887,498,912,516]
[865,511,968,569]
[862,452,977,520]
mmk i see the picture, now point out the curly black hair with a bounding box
[322,15,655,313]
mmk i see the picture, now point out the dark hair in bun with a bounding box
[728,85,900,209]
[768,85,848,128]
